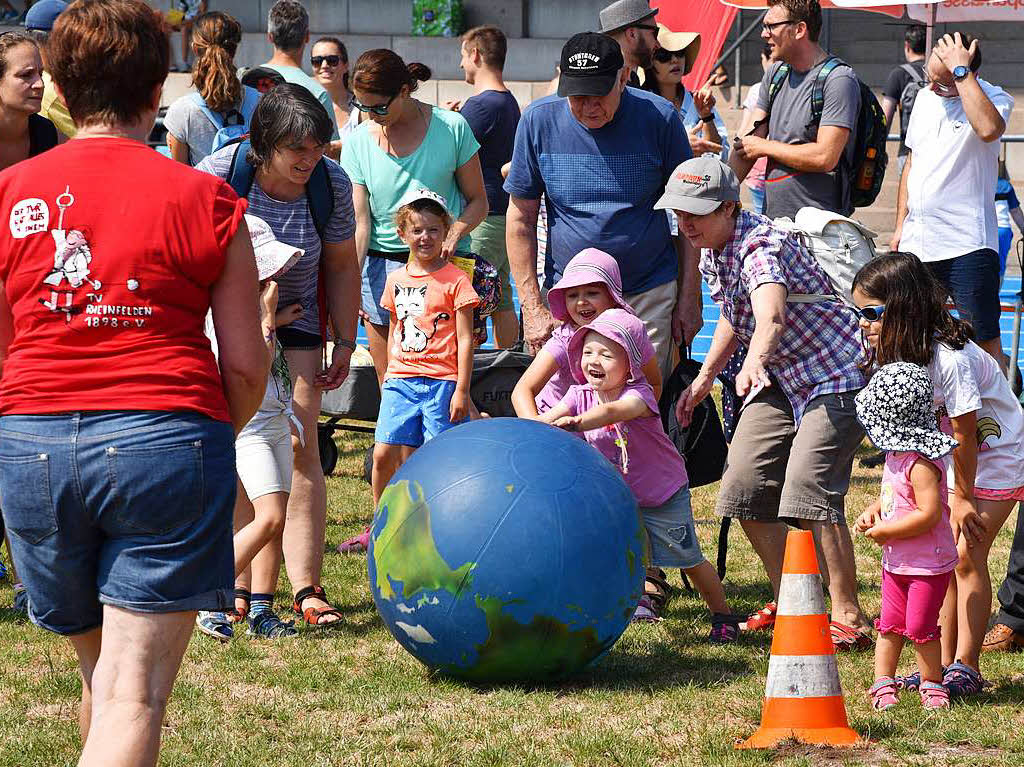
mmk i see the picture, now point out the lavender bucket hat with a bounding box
[548,248,636,323]
[568,308,649,385]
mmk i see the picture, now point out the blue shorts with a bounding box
[642,485,706,570]
[374,377,467,447]
[998,227,1012,279]
[0,411,236,635]
[361,253,407,326]
[924,248,1002,343]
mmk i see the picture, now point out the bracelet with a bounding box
[700,114,715,124]
[335,338,356,351]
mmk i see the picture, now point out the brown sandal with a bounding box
[644,568,674,611]
[292,585,343,627]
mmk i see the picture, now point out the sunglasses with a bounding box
[311,55,342,68]
[855,304,886,322]
[349,93,398,116]
[653,48,686,63]
[630,23,659,33]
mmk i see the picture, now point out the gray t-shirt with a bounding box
[197,146,356,336]
[756,58,860,219]
[163,86,260,166]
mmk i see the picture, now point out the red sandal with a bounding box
[292,585,343,627]
[742,601,777,631]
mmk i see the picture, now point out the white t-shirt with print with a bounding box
[900,80,1015,262]
[929,340,1024,490]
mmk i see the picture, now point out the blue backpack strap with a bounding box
[226,138,256,200]
[765,62,790,116]
[305,159,335,241]
[809,56,842,127]
[238,86,262,122]
[189,91,225,131]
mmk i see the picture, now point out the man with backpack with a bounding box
[881,25,926,179]
[731,0,883,219]
[890,31,1013,371]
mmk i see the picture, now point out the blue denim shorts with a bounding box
[361,253,407,326]
[642,485,706,570]
[923,248,1002,342]
[0,411,236,635]
[374,377,467,447]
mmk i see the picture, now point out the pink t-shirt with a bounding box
[561,381,687,506]
[536,321,654,413]
[879,451,958,576]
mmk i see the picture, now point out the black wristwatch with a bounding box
[700,114,715,124]
[952,65,969,82]
[335,338,356,351]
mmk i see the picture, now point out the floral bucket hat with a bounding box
[855,361,959,460]
[548,248,636,323]
[568,308,649,386]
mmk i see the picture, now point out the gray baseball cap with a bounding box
[654,155,741,216]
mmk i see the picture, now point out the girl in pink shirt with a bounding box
[855,362,960,712]
[538,310,738,641]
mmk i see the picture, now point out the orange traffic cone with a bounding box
[737,529,860,749]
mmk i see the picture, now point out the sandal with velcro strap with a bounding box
[292,584,344,628]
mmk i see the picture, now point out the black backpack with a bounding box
[767,57,888,208]
[657,349,728,489]
[470,347,533,418]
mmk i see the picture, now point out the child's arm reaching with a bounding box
[864,459,944,544]
[553,395,652,433]
[512,350,560,419]
[450,306,475,423]
[535,400,571,425]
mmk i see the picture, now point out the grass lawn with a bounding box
[1,421,1023,766]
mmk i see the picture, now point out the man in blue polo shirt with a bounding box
[505,31,694,376]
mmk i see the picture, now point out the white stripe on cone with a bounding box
[775,574,827,616]
[764,655,843,698]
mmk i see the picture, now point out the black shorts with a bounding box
[277,326,323,350]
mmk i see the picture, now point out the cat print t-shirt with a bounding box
[380,262,479,381]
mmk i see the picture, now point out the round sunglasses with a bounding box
[311,55,342,68]
[854,304,886,322]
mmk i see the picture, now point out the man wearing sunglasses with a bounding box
[598,0,660,73]
[262,0,340,158]
[890,31,1013,373]
[730,0,861,221]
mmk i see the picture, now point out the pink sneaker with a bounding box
[336,526,371,554]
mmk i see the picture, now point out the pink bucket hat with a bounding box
[547,248,636,323]
[568,308,649,385]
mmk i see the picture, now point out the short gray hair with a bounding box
[267,0,308,52]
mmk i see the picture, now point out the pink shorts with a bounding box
[975,486,1024,502]
[875,569,953,644]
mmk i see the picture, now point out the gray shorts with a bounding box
[715,386,863,525]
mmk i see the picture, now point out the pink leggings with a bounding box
[875,570,953,644]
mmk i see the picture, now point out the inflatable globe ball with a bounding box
[367,418,646,682]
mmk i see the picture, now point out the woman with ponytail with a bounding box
[164,11,259,166]
[337,48,486,553]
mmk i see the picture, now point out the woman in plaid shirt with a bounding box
[656,155,874,650]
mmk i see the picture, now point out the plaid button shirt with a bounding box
[700,211,868,424]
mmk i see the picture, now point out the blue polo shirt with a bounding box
[504,87,690,294]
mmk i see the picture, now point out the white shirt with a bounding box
[899,79,1014,262]
[929,340,1024,490]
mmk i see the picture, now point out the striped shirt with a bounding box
[700,210,868,423]
[198,147,356,336]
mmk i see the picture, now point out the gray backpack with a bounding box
[898,63,927,139]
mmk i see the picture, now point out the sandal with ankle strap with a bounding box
[292,585,344,627]
[228,588,251,624]
[919,680,950,709]
[644,568,674,611]
[869,677,899,711]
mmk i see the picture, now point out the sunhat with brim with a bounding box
[398,187,450,214]
[855,362,959,461]
[246,214,303,282]
[548,248,635,323]
[568,308,648,386]
[654,155,740,216]
[657,24,701,75]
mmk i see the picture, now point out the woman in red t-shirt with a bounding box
[0,2,268,764]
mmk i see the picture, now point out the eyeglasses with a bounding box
[653,48,685,63]
[349,93,398,116]
[929,78,956,96]
[311,55,342,68]
[762,19,798,34]
[855,304,886,321]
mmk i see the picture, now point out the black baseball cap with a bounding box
[557,32,625,98]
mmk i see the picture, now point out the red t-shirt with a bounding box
[0,138,246,421]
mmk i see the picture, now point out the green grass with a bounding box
[1,425,1023,766]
